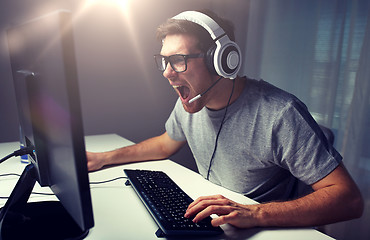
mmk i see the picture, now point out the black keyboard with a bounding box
[124,169,223,237]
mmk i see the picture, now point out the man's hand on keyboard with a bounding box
[184,194,260,228]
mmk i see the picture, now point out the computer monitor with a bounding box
[1,10,94,239]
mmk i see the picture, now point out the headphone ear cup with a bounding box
[205,45,217,75]
[219,42,241,77]
[206,40,241,78]
[212,39,241,79]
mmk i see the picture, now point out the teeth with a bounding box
[172,85,190,100]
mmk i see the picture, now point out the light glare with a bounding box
[85,0,129,10]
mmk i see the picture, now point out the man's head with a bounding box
[156,10,240,78]
[155,10,240,113]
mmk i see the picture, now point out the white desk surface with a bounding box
[0,134,334,240]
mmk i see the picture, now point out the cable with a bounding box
[90,176,128,185]
[0,173,128,185]
[0,153,15,164]
[0,173,55,199]
[0,146,35,164]
[206,78,236,180]
[0,173,128,199]
[0,173,21,177]
[0,192,55,199]
[30,192,54,196]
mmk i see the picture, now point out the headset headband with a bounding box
[172,11,226,41]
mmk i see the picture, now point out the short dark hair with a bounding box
[156,10,235,53]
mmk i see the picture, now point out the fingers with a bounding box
[185,195,236,223]
[192,205,234,226]
[186,195,226,211]
[186,195,227,215]
[184,195,257,228]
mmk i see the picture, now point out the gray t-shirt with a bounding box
[165,77,342,202]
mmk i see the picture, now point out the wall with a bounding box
[0,0,249,171]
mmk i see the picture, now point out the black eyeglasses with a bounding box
[154,53,204,73]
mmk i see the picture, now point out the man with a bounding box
[87,10,363,228]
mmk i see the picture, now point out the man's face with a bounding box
[160,34,216,113]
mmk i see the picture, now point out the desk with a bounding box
[0,134,334,240]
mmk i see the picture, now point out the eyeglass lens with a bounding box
[156,55,186,72]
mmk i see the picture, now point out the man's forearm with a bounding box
[256,183,363,227]
[103,137,170,165]
[100,132,185,166]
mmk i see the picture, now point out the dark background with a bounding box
[0,0,249,171]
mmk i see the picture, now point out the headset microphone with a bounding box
[188,76,223,103]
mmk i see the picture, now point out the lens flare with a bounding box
[85,0,129,10]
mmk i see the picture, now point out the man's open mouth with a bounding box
[173,85,190,101]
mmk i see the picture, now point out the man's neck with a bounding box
[206,76,246,111]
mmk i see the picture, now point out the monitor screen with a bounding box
[2,10,94,239]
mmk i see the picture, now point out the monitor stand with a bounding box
[0,164,89,240]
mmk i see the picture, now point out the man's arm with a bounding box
[87,132,185,171]
[185,163,364,228]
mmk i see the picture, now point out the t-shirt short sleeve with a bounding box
[271,99,342,185]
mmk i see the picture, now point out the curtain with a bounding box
[244,1,370,239]
[325,2,370,238]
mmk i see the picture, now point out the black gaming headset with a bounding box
[172,11,242,79]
